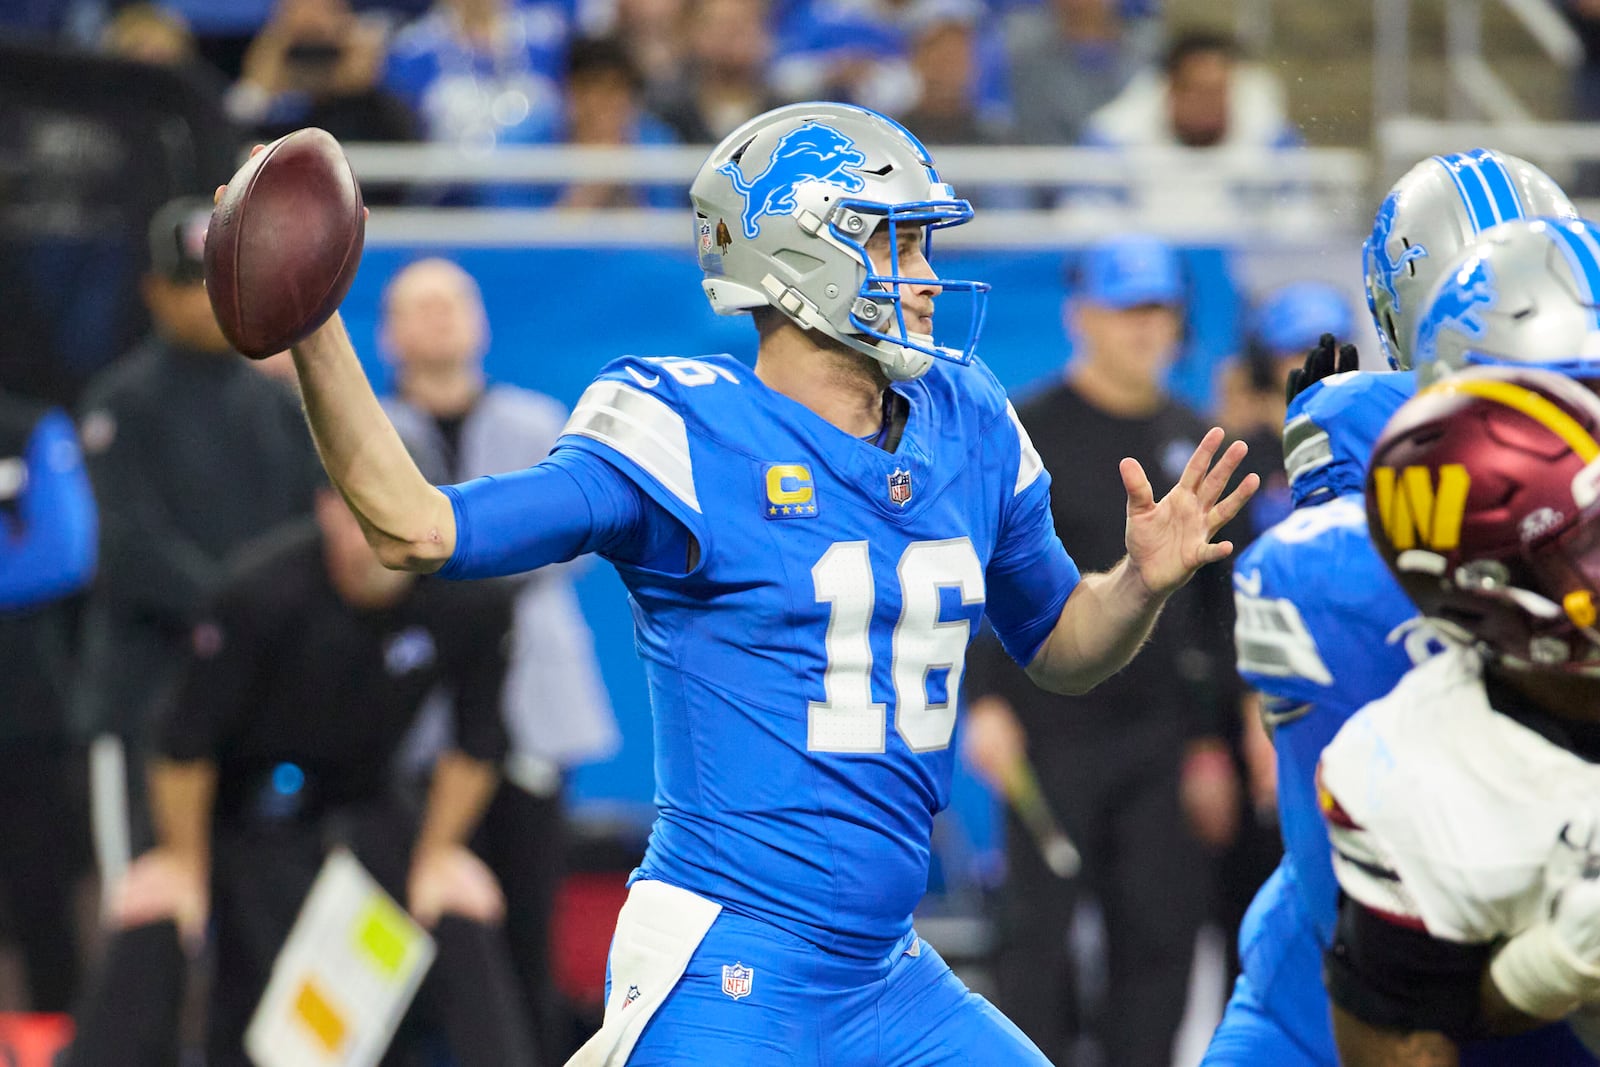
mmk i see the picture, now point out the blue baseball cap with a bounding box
[1075,235,1184,310]
[1251,281,1353,355]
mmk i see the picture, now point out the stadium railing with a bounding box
[1377,117,1600,216]
[340,142,1371,247]
[1372,0,1581,123]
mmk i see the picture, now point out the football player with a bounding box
[255,103,1258,1065]
[1203,149,1582,1067]
[1409,215,1600,384]
[1321,364,1600,1064]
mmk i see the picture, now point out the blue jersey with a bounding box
[551,353,1078,960]
[1232,494,1426,945]
[1231,370,1422,946]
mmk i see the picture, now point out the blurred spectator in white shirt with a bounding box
[652,0,779,143]
[1004,0,1161,146]
[1083,29,1300,151]
[384,0,570,149]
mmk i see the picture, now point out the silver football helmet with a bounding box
[689,102,989,381]
[1364,149,1575,370]
[1412,217,1600,383]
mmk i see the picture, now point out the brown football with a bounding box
[204,128,364,359]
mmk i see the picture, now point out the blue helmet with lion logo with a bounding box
[690,102,989,381]
[1364,149,1574,370]
[1412,217,1600,384]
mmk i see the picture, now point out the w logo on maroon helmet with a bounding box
[888,468,912,506]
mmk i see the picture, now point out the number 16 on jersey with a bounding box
[808,538,985,755]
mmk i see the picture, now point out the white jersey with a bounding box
[1319,647,1600,945]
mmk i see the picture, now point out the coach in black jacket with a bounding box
[74,197,322,857]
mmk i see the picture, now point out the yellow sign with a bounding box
[293,979,348,1053]
[355,897,416,979]
[1372,463,1470,551]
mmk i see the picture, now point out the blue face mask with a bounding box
[831,200,991,369]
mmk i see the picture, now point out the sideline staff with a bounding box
[68,486,533,1067]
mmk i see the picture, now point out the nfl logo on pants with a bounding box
[722,962,753,1000]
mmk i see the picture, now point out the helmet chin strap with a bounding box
[758,273,938,381]
[844,331,933,382]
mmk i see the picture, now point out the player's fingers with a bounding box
[250,143,267,157]
[1337,343,1360,375]
[1200,539,1234,564]
[1197,438,1249,511]
[1177,427,1225,493]
[1208,472,1260,535]
[1120,456,1155,511]
[214,184,226,206]
[1311,333,1336,376]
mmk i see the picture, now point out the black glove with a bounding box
[1285,333,1360,405]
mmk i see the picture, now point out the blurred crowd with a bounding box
[4,0,1309,209]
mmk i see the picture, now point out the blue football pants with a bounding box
[622,907,1051,1066]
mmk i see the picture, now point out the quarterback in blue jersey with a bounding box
[254,102,1257,1065]
[1202,148,1590,1067]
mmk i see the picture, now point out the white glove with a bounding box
[1490,814,1600,1019]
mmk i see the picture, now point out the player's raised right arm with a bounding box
[292,314,455,572]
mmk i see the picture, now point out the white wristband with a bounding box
[1490,921,1600,1020]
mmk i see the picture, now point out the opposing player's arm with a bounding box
[1320,765,1553,1057]
[1330,1005,1460,1067]
[291,315,457,572]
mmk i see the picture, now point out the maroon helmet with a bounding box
[1366,365,1600,674]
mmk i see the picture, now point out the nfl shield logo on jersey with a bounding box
[888,467,912,506]
[721,962,754,1000]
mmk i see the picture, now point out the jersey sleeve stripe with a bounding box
[1006,401,1044,495]
[563,381,701,513]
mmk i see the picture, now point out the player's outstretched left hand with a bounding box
[1121,427,1257,599]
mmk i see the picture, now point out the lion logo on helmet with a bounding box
[719,122,867,239]
[1413,256,1498,367]
[1366,192,1430,315]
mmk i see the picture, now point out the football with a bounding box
[204,128,365,359]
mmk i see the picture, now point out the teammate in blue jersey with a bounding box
[248,102,1257,1065]
[1207,371,1422,1066]
[1202,148,1587,1067]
